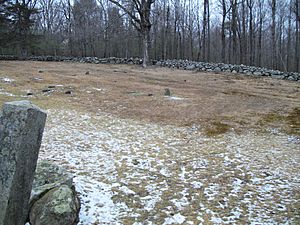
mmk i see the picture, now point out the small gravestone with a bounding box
[164,88,171,96]
[0,100,47,225]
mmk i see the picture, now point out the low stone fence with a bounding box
[0,55,299,82]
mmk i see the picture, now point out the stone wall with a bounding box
[0,55,299,82]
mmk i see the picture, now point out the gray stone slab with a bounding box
[0,100,47,225]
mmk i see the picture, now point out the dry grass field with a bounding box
[1,60,300,224]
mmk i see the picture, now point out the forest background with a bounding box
[0,0,299,72]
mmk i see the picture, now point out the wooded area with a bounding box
[0,0,299,72]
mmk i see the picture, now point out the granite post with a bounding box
[0,101,47,225]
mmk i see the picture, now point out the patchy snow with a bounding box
[0,77,14,83]
[38,109,300,224]
[0,91,15,96]
[165,96,184,100]
[163,213,186,224]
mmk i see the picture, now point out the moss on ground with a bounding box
[285,108,300,136]
[257,108,300,136]
[204,121,231,137]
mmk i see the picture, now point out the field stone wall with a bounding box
[0,55,299,82]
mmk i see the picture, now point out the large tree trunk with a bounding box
[142,28,151,67]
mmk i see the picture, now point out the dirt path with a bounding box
[0,61,300,224]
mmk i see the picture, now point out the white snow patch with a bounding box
[163,213,186,224]
[204,184,220,201]
[0,91,15,96]
[75,177,127,224]
[119,185,136,195]
[165,96,184,100]
[230,178,243,195]
[0,77,14,83]
[191,181,203,189]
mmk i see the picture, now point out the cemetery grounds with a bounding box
[0,60,300,224]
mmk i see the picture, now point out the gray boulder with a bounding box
[28,161,80,225]
[29,185,80,225]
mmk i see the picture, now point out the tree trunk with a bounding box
[202,0,208,61]
[231,0,238,64]
[142,29,150,67]
[271,0,277,69]
[295,0,300,72]
[287,1,292,71]
[207,0,210,61]
[258,0,264,66]
[248,0,254,65]
[221,0,226,63]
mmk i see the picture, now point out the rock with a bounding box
[29,161,80,225]
[65,91,72,94]
[164,88,171,96]
[1,55,299,82]
[30,161,73,204]
[186,65,196,70]
[253,71,262,76]
[0,101,47,225]
[29,185,80,225]
[214,67,222,72]
[85,71,89,75]
[48,85,56,89]
[42,89,51,93]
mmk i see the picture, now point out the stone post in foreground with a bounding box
[0,101,47,225]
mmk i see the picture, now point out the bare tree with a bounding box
[108,0,155,67]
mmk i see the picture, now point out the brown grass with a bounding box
[286,107,300,135]
[0,60,300,135]
[204,121,231,137]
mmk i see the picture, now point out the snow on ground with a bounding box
[38,109,300,224]
[0,77,15,83]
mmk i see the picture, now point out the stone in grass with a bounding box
[164,88,171,96]
[65,90,72,95]
[29,185,80,225]
[85,71,89,75]
[29,161,80,225]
